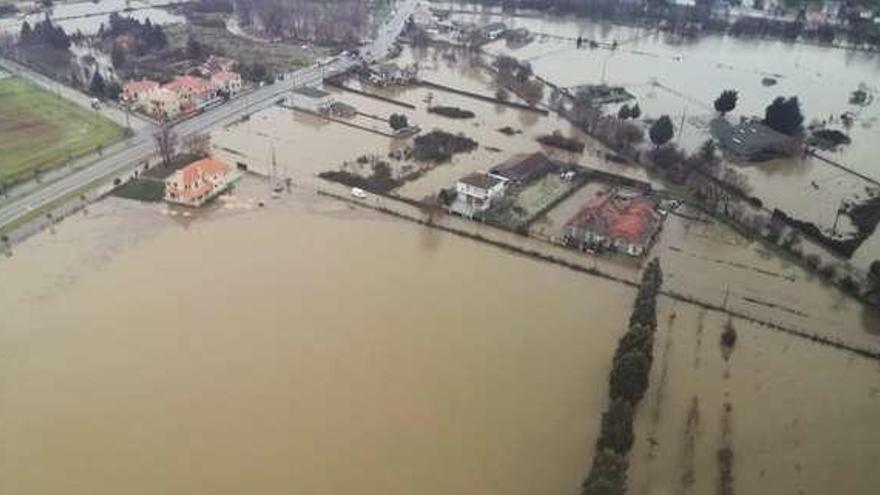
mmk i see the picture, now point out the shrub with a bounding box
[609,351,651,404]
[596,399,635,455]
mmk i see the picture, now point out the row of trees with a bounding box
[234,0,370,45]
[713,88,805,135]
[19,17,70,50]
[101,13,168,59]
[583,259,663,495]
[492,55,544,106]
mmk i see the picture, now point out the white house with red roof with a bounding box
[164,157,242,207]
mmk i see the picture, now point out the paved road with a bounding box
[0,0,417,233]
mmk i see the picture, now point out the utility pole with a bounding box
[677,106,687,145]
[832,199,845,236]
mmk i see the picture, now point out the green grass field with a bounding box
[0,77,123,186]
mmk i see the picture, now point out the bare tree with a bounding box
[154,123,178,167]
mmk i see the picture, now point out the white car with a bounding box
[351,187,367,199]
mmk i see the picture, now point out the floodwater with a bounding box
[0,182,629,495]
[629,298,880,495]
[0,0,185,36]
[1,8,880,494]
[436,1,880,267]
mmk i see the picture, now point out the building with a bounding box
[564,190,662,256]
[121,79,159,104]
[484,22,507,40]
[164,157,242,207]
[712,119,792,161]
[147,87,182,120]
[164,75,218,112]
[211,70,243,96]
[290,86,334,113]
[489,152,556,186]
[367,62,418,86]
[449,172,507,217]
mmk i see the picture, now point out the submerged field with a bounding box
[0,77,123,185]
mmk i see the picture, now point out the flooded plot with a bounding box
[629,300,880,495]
[530,180,609,240]
[0,178,632,495]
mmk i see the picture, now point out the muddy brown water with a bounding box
[0,182,631,495]
[437,2,880,269]
[2,17,880,493]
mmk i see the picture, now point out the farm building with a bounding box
[563,190,662,256]
[489,152,557,186]
[290,86,334,113]
[713,119,792,161]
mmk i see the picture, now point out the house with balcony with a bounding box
[448,172,507,218]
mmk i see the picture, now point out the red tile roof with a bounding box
[164,75,213,94]
[123,79,159,94]
[167,158,231,202]
[566,191,661,247]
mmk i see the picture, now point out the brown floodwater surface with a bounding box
[0,188,629,495]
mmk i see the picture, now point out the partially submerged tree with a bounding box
[630,103,641,119]
[649,115,674,148]
[764,96,804,135]
[714,89,738,116]
[388,113,409,131]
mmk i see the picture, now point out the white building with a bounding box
[290,86,334,113]
[449,172,506,218]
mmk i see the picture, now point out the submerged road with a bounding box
[0,0,417,233]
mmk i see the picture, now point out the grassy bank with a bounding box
[0,77,123,186]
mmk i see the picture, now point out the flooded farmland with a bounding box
[436,1,880,267]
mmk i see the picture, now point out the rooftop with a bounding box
[713,119,790,159]
[459,172,505,190]
[566,191,661,247]
[164,75,213,93]
[490,152,556,184]
[123,79,159,93]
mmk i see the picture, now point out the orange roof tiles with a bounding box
[566,191,661,246]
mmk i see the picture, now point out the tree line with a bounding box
[582,259,663,495]
[234,0,371,45]
[19,16,70,50]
